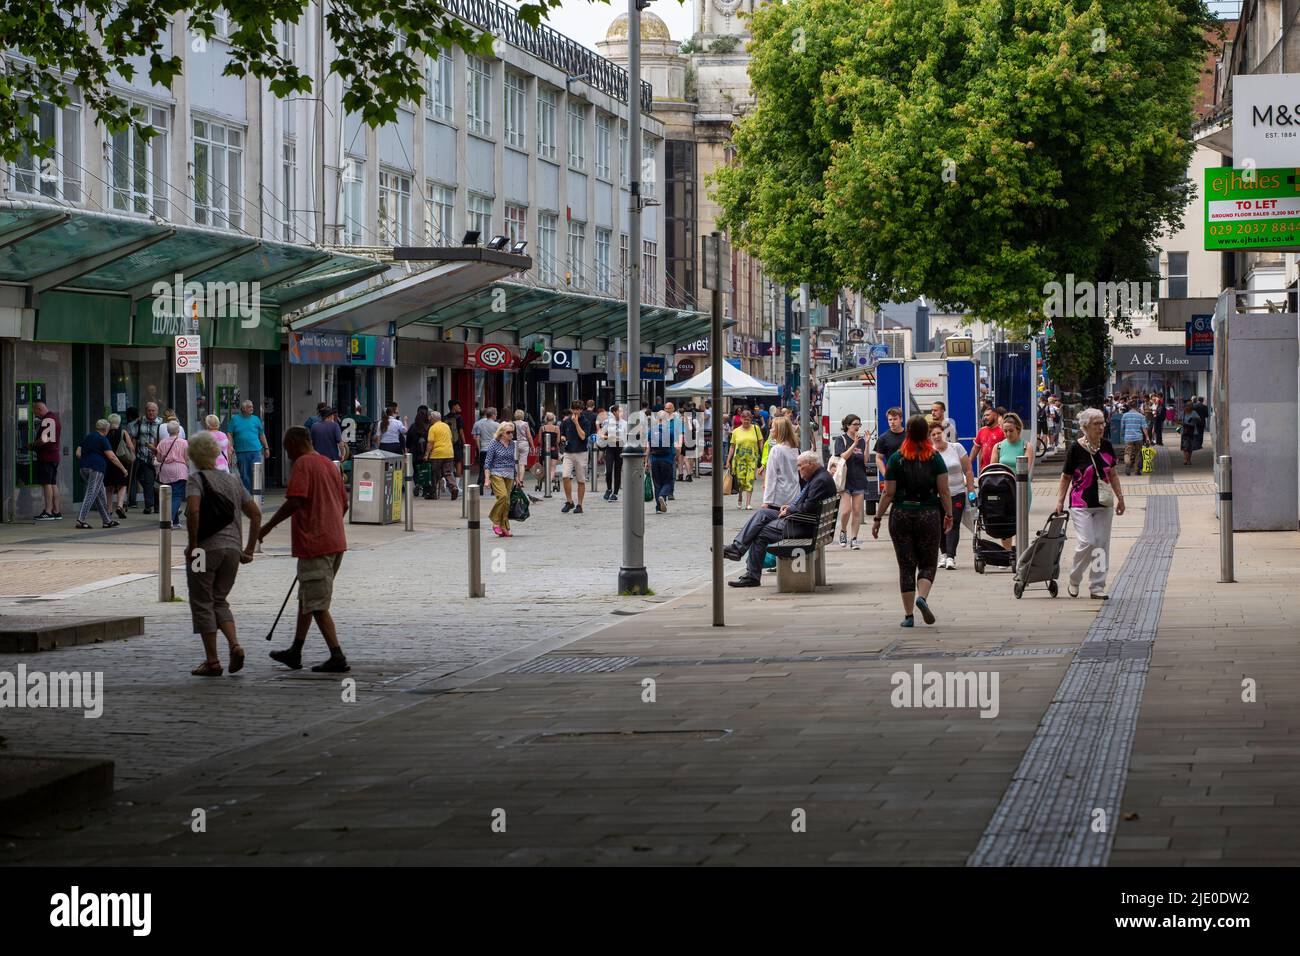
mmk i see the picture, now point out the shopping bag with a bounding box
[644,472,654,502]
[508,486,531,522]
[1141,445,1156,474]
[723,471,734,496]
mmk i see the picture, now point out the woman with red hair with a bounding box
[872,414,954,627]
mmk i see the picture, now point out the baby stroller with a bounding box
[972,463,1018,574]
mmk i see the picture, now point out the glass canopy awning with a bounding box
[0,200,389,313]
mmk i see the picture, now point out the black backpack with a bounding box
[196,471,236,540]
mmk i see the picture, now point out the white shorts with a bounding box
[562,452,588,483]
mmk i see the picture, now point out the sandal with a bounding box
[228,645,245,674]
[75,520,92,529]
[191,661,223,677]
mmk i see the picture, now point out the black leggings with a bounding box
[944,496,965,558]
[888,507,942,593]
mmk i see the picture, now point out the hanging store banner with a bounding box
[465,343,520,371]
[1231,75,1300,169]
[289,331,396,366]
[639,355,666,380]
[1204,167,1300,251]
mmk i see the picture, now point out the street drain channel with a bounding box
[518,729,733,744]
[505,656,640,675]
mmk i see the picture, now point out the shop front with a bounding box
[1111,345,1213,404]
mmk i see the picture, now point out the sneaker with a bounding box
[728,576,761,588]
[603,489,612,501]
[667,493,675,501]
[115,507,127,519]
[915,596,936,625]
[839,530,848,547]
[1067,583,1080,598]
[900,616,915,628]
[269,647,303,670]
[311,654,351,673]
[34,511,54,521]
[608,494,618,502]
[1090,592,1110,601]
[656,496,666,513]
[51,512,63,520]
[561,502,574,513]
[850,539,861,550]
[171,521,181,530]
[573,505,583,515]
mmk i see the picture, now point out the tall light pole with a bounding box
[704,233,730,626]
[619,0,649,595]
[799,283,811,450]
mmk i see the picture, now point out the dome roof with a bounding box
[606,11,673,42]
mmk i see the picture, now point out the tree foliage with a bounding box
[713,0,1217,389]
[0,0,640,161]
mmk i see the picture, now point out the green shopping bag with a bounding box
[644,472,654,502]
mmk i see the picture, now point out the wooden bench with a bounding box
[767,496,840,593]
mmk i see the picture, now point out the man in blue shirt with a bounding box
[229,400,270,493]
[645,410,678,514]
[1120,403,1150,476]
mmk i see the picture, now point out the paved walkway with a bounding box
[7,443,1283,866]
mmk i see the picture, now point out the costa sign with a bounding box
[676,359,696,378]
[465,343,518,370]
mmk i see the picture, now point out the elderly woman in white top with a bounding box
[760,416,801,510]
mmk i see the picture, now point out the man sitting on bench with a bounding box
[723,450,835,588]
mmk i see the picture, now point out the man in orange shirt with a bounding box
[259,426,351,673]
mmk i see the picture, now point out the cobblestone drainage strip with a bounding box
[968,494,1179,867]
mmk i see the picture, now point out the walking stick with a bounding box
[264,576,298,641]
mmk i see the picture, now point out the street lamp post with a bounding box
[704,233,730,627]
[618,0,648,595]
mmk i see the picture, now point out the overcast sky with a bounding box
[507,0,695,53]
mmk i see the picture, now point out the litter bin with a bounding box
[350,449,405,524]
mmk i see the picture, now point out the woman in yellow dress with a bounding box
[726,407,763,510]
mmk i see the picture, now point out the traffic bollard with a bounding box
[1219,455,1234,583]
[158,484,173,602]
[461,443,471,518]
[543,431,554,499]
[253,459,265,554]
[404,452,415,532]
[466,485,485,598]
[1015,455,1029,570]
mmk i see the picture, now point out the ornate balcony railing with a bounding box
[442,0,655,113]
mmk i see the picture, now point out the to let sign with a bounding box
[174,334,201,373]
[1204,167,1300,251]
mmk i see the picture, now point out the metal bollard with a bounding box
[158,484,173,601]
[1219,455,1234,583]
[466,485,485,598]
[404,452,414,532]
[589,444,598,494]
[461,443,471,518]
[1015,455,1029,569]
[543,431,554,499]
[252,459,264,509]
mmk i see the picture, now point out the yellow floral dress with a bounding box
[730,424,762,492]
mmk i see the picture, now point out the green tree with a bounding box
[0,0,678,162]
[715,0,1216,394]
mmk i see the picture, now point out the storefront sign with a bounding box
[174,335,202,373]
[349,334,394,367]
[640,355,666,380]
[465,343,519,371]
[1112,345,1212,371]
[1186,315,1214,356]
[288,331,395,366]
[1204,167,1300,251]
[677,337,710,353]
[813,348,833,361]
[1232,74,1300,169]
[676,359,696,378]
[546,348,577,370]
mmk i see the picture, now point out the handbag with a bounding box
[722,471,734,496]
[1086,447,1115,508]
[508,486,531,522]
[644,472,654,502]
[195,471,236,539]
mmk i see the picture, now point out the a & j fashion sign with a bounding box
[1204,166,1300,251]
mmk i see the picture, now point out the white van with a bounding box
[820,376,880,509]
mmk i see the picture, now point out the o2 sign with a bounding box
[545,348,576,370]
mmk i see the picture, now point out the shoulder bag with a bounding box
[1087,447,1115,508]
[196,471,236,539]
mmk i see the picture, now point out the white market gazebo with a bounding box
[666,363,780,397]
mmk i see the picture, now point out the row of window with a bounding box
[429,49,647,188]
[340,158,657,298]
